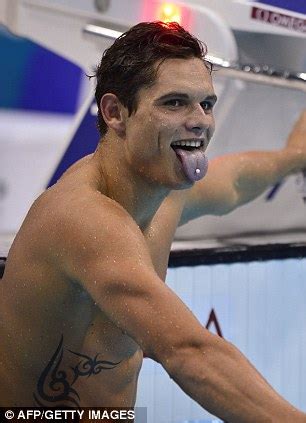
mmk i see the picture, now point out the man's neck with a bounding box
[92,138,171,231]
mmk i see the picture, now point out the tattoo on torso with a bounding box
[33,335,121,407]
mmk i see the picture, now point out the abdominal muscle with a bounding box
[0,269,143,408]
[71,310,144,408]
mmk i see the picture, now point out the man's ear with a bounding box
[100,93,127,137]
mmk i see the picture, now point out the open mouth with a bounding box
[171,139,205,152]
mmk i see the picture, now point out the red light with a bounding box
[142,1,191,29]
[157,3,182,24]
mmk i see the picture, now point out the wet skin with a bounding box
[0,58,216,407]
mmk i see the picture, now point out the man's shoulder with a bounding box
[25,183,151,277]
[34,183,136,238]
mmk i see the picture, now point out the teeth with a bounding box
[172,140,203,147]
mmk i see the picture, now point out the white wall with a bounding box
[0,110,74,236]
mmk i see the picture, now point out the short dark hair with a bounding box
[92,21,210,137]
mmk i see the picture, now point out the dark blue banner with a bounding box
[257,0,306,15]
[47,99,100,187]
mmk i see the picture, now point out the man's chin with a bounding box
[169,177,195,191]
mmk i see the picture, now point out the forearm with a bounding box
[165,333,305,423]
[231,147,305,207]
[181,146,305,223]
[228,111,306,208]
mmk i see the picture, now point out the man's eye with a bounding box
[165,99,184,107]
[201,101,213,111]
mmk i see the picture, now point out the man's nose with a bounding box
[185,104,214,136]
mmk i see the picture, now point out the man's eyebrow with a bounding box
[155,92,217,103]
[155,92,189,102]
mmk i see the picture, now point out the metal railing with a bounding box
[83,23,306,93]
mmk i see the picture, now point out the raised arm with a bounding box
[180,110,306,225]
[60,201,305,423]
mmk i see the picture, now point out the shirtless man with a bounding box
[1,21,306,422]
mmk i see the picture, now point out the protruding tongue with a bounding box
[175,148,209,182]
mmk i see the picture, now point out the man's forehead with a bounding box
[157,57,209,74]
[150,57,214,96]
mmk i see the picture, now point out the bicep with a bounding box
[81,257,206,363]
